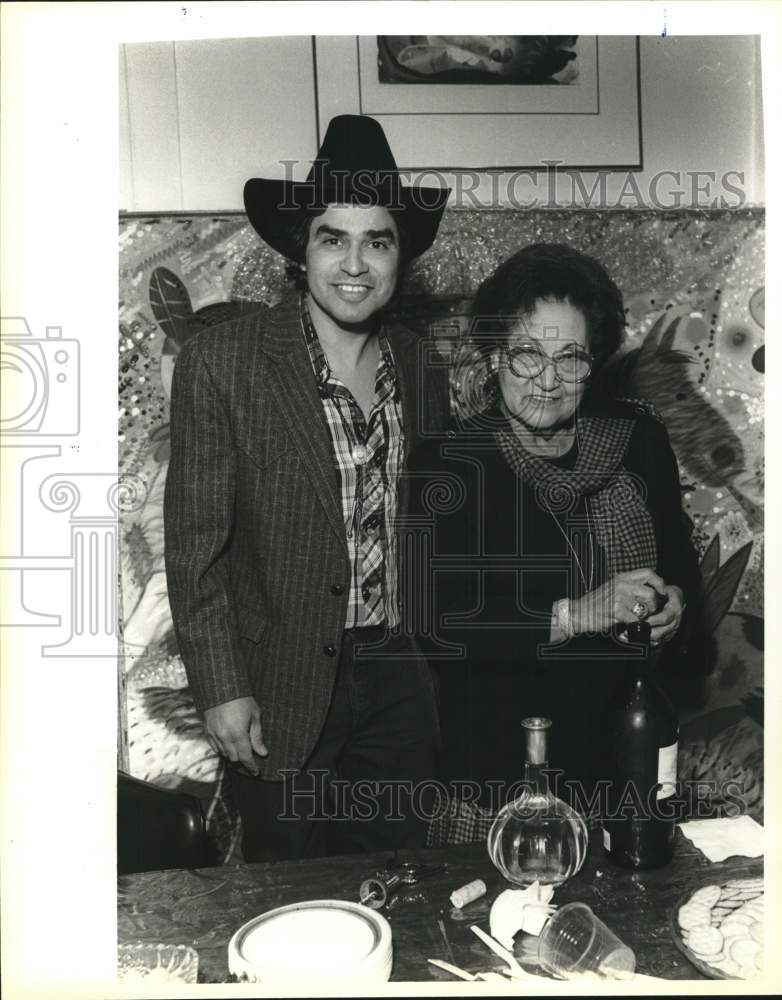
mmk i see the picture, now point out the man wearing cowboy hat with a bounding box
[164,115,450,860]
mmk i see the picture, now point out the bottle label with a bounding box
[657,741,678,799]
[603,827,611,851]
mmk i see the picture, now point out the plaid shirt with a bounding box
[300,298,404,629]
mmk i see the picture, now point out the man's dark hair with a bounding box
[470,243,626,375]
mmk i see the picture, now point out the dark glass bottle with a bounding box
[603,620,678,870]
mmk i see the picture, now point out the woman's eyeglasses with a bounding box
[503,343,593,384]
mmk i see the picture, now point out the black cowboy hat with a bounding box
[244,114,450,263]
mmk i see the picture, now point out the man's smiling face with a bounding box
[304,204,400,333]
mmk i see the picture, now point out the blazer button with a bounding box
[323,644,337,657]
[330,584,345,596]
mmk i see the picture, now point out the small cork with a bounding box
[450,879,487,909]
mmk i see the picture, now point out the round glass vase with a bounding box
[487,717,589,887]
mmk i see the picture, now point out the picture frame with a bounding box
[314,36,641,171]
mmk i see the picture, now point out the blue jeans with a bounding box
[227,628,439,861]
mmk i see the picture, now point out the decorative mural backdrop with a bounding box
[118,208,764,857]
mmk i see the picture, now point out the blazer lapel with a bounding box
[256,304,433,542]
[387,324,419,463]
[261,299,346,546]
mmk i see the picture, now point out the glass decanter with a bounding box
[487,717,588,887]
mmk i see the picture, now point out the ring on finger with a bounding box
[632,600,648,620]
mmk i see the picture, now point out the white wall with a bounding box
[441,34,764,209]
[634,35,763,202]
[120,36,318,211]
[550,34,764,208]
[120,34,764,212]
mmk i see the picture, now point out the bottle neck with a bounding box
[626,621,654,684]
[630,651,652,682]
[523,760,550,795]
[521,717,552,795]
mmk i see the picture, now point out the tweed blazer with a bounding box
[163,295,450,779]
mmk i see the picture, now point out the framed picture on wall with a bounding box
[314,35,641,171]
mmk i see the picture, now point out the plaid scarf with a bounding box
[494,416,657,577]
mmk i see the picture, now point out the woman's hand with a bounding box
[647,584,686,646]
[570,568,666,635]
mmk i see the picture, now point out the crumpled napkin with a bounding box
[489,881,555,948]
[678,816,764,862]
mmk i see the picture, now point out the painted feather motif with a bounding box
[596,313,746,488]
[148,267,193,347]
[149,266,263,351]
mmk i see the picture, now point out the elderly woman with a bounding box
[407,243,700,817]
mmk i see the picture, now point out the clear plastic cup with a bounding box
[537,902,636,980]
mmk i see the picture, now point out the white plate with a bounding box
[228,899,393,985]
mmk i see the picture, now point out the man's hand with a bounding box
[203,696,268,776]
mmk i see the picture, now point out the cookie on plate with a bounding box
[690,885,721,908]
[676,880,764,980]
[678,901,712,930]
[687,925,724,958]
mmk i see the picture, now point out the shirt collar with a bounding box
[299,295,398,393]
[299,296,330,387]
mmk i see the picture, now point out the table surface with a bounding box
[118,828,762,984]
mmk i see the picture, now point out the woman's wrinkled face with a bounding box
[493,298,591,433]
